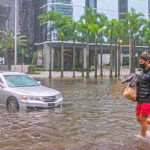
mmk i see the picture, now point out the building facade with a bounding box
[47,0,73,18]
[0,0,15,31]
[149,0,150,18]
[0,0,46,45]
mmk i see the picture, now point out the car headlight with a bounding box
[21,95,43,101]
[56,94,62,100]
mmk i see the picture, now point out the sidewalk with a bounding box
[30,68,135,79]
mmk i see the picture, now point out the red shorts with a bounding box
[136,103,150,116]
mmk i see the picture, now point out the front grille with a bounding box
[43,96,56,102]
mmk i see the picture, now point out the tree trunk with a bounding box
[110,41,113,78]
[73,38,76,78]
[114,41,117,77]
[86,31,90,79]
[7,48,13,71]
[148,43,150,54]
[100,38,103,76]
[49,29,52,79]
[82,41,84,77]
[61,39,64,78]
[21,56,24,72]
[94,34,98,78]
[118,44,121,76]
[49,44,52,79]
[129,37,135,73]
[42,49,44,66]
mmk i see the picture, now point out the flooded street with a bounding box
[0,78,150,150]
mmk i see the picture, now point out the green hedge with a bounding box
[123,56,139,67]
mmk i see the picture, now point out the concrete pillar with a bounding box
[51,48,55,70]
[79,50,82,65]
[83,47,87,69]
[98,54,101,67]
[43,43,50,71]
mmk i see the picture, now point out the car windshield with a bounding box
[4,75,39,87]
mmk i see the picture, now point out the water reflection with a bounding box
[0,78,149,150]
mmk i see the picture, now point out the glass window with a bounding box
[85,0,97,13]
[119,0,128,19]
[4,75,39,87]
[148,0,150,15]
[0,77,3,83]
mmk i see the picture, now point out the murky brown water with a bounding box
[0,78,150,150]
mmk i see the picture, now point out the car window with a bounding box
[4,75,39,87]
[0,77,3,84]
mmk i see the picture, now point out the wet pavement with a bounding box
[0,78,150,150]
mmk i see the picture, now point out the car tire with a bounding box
[7,97,19,111]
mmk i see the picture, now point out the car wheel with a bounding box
[7,97,19,111]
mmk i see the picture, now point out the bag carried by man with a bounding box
[123,83,137,102]
[121,74,138,102]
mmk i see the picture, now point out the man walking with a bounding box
[136,53,150,137]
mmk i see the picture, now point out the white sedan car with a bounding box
[0,72,63,110]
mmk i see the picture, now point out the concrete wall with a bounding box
[98,54,110,66]
[11,65,29,73]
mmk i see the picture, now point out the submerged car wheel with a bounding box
[7,97,19,111]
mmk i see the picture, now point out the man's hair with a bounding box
[139,53,150,62]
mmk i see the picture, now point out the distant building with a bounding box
[0,0,46,45]
[0,0,15,31]
[148,0,150,18]
[18,0,47,45]
[47,0,73,18]
[46,0,73,40]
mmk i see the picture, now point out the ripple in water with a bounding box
[0,78,149,150]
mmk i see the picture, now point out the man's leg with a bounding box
[136,115,140,123]
[140,115,148,137]
[147,118,150,125]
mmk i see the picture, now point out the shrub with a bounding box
[28,65,35,74]
[123,56,129,66]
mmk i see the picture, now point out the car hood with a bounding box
[8,86,60,96]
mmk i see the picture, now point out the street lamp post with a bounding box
[14,0,18,71]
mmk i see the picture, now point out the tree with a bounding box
[55,17,71,77]
[20,48,28,72]
[94,13,107,77]
[116,20,128,76]
[67,18,78,78]
[0,31,27,70]
[104,19,116,78]
[38,11,62,79]
[113,20,119,77]
[125,8,144,73]
[81,7,96,79]
[91,24,99,78]
[142,20,150,53]
[77,20,87,77]
[112,20,126,77]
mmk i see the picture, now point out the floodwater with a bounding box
[0,78,150,150]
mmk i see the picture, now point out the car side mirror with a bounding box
[0,82,4,88]
[37,81,41,85]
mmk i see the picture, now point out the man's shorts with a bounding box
[136,103,150,116]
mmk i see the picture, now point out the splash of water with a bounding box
[108,81,127,98]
